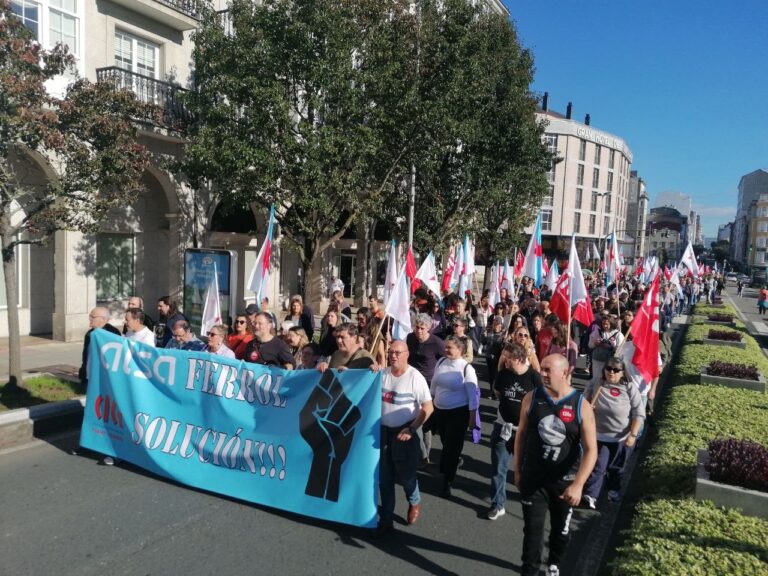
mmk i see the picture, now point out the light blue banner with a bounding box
[80,329,381,528]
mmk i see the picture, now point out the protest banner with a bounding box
[80,329,381,527]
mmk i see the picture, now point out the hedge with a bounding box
[691,303,739,317]
[641,385,768,496]
[611,499,768,576]
[610,305,768,575]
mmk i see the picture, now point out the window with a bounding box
[590,191,598,211]
[609,149,616,169]
[543,185,554,206]
[579,139,586,161]
[760,222,768,233]
[607,172,613,192]
[115,31,159,78]
[575,188,583,209]
[594,144,601,165]
[592,168,600,189]
[603,216,610,235]
[573,212,581,234]
[544,134,558,153]
[757,236,767,248]
[541,210,553,232]
[605,194,612,213]
[11,1,79,61]
[589,215,596,234]
[11,1,40,39]
[546,160,556,183]
[96,234,135,301]
[577,164,584,186]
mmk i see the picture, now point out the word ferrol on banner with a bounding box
[80,329,382,527]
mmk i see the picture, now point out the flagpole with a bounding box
[369,314,386,356]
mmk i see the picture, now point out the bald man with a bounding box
[376,340,433,536]
[513,354,597,576]
[79,307,121,385]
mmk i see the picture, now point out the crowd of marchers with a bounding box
[76,269,720,576]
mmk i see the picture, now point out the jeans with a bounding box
[583,440,633,498]
[489,423,513,509]
[520,485,573,576]
[379,425,421,523]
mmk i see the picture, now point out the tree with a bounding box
[711,239,730,264]
[184,0,418,303]
[1,2,151,388]
[404,0,551,258]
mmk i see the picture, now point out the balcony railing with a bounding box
[96,67,191,130]
[155,0,205,20]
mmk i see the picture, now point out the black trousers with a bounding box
[520,484,573,576]
[429,405,469,483]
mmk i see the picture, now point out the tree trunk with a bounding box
[2,231,22,389]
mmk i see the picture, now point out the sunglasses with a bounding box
[604,367,623,373]
[516,333,530,338]
[235,320,247,324]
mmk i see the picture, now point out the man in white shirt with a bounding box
[207,324,236,359]
[329,275,344,297]
[376,340,433,535]
[124,308,156,347]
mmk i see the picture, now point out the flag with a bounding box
[590,242,600,261]
[247,205,275,304]
[522,213,544,286]
[384,269,412,340]
[634,257,644,278]
[415,251,441,296]
[663,265,673,282]
[680,242,700,278]
[568,235,593,326]
[451,243,464,291]
[383,240,398,306]
[542,256,550,277]
[458,235,474,297]
[201,262,222,336]
[405,245,419,293]
[629,274,661,383]
[501,258,513,293]
[487,261,501,312]
[605,232,620,285]
[441,246,456,294]
[514,248,525,278]
[543,258,559,290]
[549,271,571,325]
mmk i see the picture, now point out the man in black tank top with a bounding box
[513,354,597,576]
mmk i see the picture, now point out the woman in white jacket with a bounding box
[588,315,624,386]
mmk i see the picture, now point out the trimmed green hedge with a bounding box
[691,303,739,317]
[642,385,768,496]
[611,499,768,575]
[611,307,768,575]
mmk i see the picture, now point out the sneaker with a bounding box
[100,456,115,466]
[487,507,506,520]
[547,565,560,576]
[607,490,621,502]
[582,495,596,509]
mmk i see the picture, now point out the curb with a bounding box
[0,394,85,452]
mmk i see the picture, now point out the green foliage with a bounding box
[0,375,84,411]
[611,499,768,576]
[642,385,768,496]
[691,303,738,317]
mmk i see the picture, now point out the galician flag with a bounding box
[501,258,513,293]
[384,268,412,340]
[383,240,398,307]
[458,235,474,296]
[201,262,222,335]
[487,261,501,312]
[680,241,700,278]
[247,205,275,305]
[543,258,559,290]
[451,243,464,291]
[605,232,621,285]
[415,251,441,296]
[521,213,544,286]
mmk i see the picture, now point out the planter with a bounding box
[699,368,766,392]
[695,449,768,520]
[706,320,735,327]
[702,337,746,349]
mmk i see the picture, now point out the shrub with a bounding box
[707,438,768,492]
[642,385,768,496]
[706,361,760,381]
[610,499,768,575]
[707,330,743,341]
[707,313,734,322]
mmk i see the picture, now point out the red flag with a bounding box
[514,248,524,278]
[441,248,455,293]
[630,275,661,383]
[568,236,594,327]
[549,272,571,324]
[405,246,420,293]
[663,265,672,281]
[634,257,644,277]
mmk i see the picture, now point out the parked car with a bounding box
[726,274,738,282]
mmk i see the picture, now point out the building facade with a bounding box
[627,170,649,259]
[731,169,768,266]
[646,207,688,264]
[534,97,633,261]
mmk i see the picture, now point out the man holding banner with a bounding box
[377,340,434,535]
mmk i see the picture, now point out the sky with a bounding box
[508,0,768,238]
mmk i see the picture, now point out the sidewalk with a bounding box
[0,335,84,383]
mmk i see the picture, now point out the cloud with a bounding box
[693,205,736,218]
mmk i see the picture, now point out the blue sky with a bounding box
[509,1,768,238]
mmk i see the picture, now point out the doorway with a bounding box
[338,251,356,299]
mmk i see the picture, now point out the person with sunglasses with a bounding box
[581,357,644,509]
[227,313,254,360]
[510,327,541,373]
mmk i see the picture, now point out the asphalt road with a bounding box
[1,367,601,576]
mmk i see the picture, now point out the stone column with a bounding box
[52,230,96,342]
